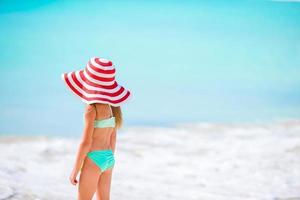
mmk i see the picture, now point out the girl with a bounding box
[61,57,132,200]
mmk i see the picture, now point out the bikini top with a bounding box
[93,104,116,128]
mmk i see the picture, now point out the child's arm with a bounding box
[69,104,95,185]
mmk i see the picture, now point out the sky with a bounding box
[0,0,299,135]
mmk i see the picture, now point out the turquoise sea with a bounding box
[0,0,299,135]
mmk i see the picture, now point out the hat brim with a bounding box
[61,70,132,106]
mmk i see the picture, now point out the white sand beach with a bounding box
[0,120,300,200]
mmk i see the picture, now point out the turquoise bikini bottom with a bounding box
[86,149,115,173]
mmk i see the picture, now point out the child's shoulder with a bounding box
[83,104,96,119]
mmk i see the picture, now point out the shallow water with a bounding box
[0,120,299,200]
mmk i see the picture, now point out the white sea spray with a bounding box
[0,120,299,200]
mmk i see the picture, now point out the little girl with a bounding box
[61,57,132,200]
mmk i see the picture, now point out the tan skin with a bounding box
[69,103,117,200]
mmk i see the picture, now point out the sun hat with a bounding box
[61,57,132,106]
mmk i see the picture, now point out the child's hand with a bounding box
[69,171,78,186]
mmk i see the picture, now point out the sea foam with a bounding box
[0,120,299,200]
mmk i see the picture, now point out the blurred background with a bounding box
[0,0,299,136]
[0,1,299,200]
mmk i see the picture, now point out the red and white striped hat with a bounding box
[61,57,132,106]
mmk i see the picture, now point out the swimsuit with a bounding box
[94,116,116,128]
[81,104,116,173]
[86,149,115,172]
